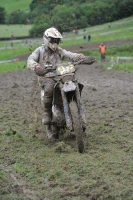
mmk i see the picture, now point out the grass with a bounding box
[1,123,133,199]
[83,44,133,57]
[0,24,32,38]
[0,62,27,73]
[61,16,133,47]
[0,46,32,60]
[1,0,32,14]
[82,44,133,70]
[113,63,133,72]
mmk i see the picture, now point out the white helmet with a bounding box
[43,27,62,51]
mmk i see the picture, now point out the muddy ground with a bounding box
[0,41,133,199]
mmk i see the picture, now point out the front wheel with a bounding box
[69,101,85,153]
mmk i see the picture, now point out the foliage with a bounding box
[0,7,6,24]
[1,0,133,32]
[29,0,133,36]
[6,11,29,24]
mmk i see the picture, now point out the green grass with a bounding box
[1,124,133,199]
[113,63,133,72]
[0,62,27,73]
[61,16,133,47]
[82,44,133,71]
[83,44,133,57]
[0,45,37,60]
[1,0,32,14]
[0,24,32,38]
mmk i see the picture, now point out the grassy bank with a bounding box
[1,0,32,14]
[0,62,26,73]
[0,24,32,39]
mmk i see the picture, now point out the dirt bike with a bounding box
[45,56,95,153]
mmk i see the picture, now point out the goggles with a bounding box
[48,37,61,44]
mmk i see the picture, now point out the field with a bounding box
[0,24,32,38]
[0,0,32,14]
[0,17,133,200]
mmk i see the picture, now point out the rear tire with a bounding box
[69,101,85,153]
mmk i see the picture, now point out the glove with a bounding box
[79,56,96,65]
[77,54,86,60]
[35,65,55,76]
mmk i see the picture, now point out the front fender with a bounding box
[63,81,76,92]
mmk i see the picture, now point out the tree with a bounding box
[0,7,6,24]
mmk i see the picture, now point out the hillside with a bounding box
[0,0,32,14]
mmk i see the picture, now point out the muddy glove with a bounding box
[77,54,86,60]
[78,56,96,65]
[35,65,55,76]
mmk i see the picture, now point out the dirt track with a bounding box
[1,59,133,137]
[1,42,133,199]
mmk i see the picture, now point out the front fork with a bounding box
[59,83,73,131]
[59,82,86,132]
[75,82,86,131]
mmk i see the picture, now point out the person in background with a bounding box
[83,35,86,42]
[88,35,91,42]
[10,41,14,48]
[99,43,106,62]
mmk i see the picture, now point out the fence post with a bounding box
[111,56,114,68]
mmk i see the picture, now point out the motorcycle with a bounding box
[44,56,95,153]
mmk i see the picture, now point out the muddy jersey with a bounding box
[27,44,84,85]
[27,44,84,71]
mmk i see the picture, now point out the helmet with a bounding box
[43,27,62,51]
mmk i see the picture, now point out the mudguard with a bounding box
[63,81,76,92]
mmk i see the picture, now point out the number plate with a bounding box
[56,64,75,75]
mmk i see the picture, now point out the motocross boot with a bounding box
[45,124,53,139]
[42,96,52,125]
[42,112,51,125]
[52,125,59,139]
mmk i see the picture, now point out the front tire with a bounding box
[69,101,85,153]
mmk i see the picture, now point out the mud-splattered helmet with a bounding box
[43,27,62,51]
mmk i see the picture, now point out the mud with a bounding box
[1,41,133,199]
[1,58,133,135]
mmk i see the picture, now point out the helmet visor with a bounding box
[48,37,61,44]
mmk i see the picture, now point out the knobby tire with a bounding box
[69,101,85,153]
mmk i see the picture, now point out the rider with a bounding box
[27,27,93,137]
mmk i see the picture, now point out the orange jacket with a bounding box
[99,45,106,54]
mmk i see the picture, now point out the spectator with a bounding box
[108,23,111,28]
[88,35,91,41]
[75,29,78,35]
[10,41,14,48]
[25,39,28,44]
[99,43,106,62]
[83,35,86,42]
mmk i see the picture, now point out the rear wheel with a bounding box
[69,101,85,153]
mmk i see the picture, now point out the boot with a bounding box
[42,111,51,125]
[52,125,59,139]
[42,96,52,125]
[45,124,53,139]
